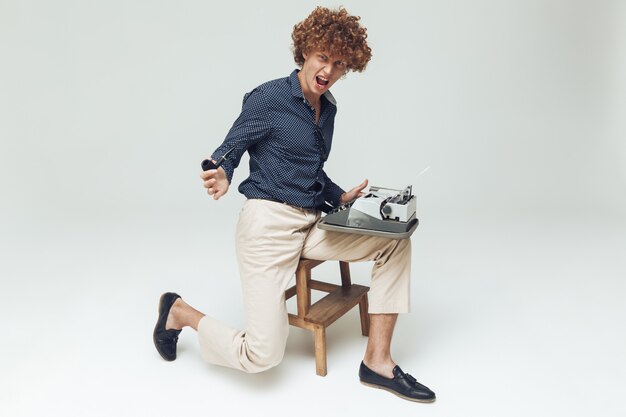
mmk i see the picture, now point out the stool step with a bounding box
[305,284,369,327]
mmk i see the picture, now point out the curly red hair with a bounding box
[291,7,372,72]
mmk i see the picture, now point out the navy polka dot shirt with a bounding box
[211,70,345,210]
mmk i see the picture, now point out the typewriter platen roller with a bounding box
[317,185,418,239]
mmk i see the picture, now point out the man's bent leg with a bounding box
[197,200,316,373]
[301,227,435,402]
[301,227,412,376]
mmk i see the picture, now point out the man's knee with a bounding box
[383,236,411,259]
[243,340,286,373]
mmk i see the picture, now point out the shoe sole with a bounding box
[360,380,436,403]
[153,293,180,361]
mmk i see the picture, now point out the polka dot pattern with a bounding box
[211,70,345,210]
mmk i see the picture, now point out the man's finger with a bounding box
[200,169,218,180]
[353,180,368,193]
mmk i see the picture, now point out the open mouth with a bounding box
[315,75,329,87]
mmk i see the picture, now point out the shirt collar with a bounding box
[289,69,337,106]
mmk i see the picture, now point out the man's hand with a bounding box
[339,179,368,205]
[200,164,229,200]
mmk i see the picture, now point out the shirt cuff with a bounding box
[324,182,345,207]
[211,155,234,184]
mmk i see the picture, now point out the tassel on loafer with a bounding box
[153,292,182,361]
[359,361,436,403]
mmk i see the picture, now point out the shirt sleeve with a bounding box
[322,170,345,207]
[210,88,272,184]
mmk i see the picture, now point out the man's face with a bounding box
[300,50,347,97]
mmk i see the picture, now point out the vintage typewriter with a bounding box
[318,185,418,239]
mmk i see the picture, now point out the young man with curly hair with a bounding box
[153,7,435,403]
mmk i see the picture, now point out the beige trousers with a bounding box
[197,199,412,373]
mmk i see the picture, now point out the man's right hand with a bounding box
[200,164,229,200]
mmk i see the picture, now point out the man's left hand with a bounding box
[340,179,368,205]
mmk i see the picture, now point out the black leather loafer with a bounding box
[153,292,182,361]
[359,361,436,403]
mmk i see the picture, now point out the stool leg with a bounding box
[359,295,370,337]
[314,325,327,376]
[339,261,352,288]
[296,264,311,317]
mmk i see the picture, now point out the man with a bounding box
[153,6,435,403]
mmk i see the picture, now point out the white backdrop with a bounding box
[1,1,625,417]
[1,0,624,236]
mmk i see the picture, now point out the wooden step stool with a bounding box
[285,259,370,376]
